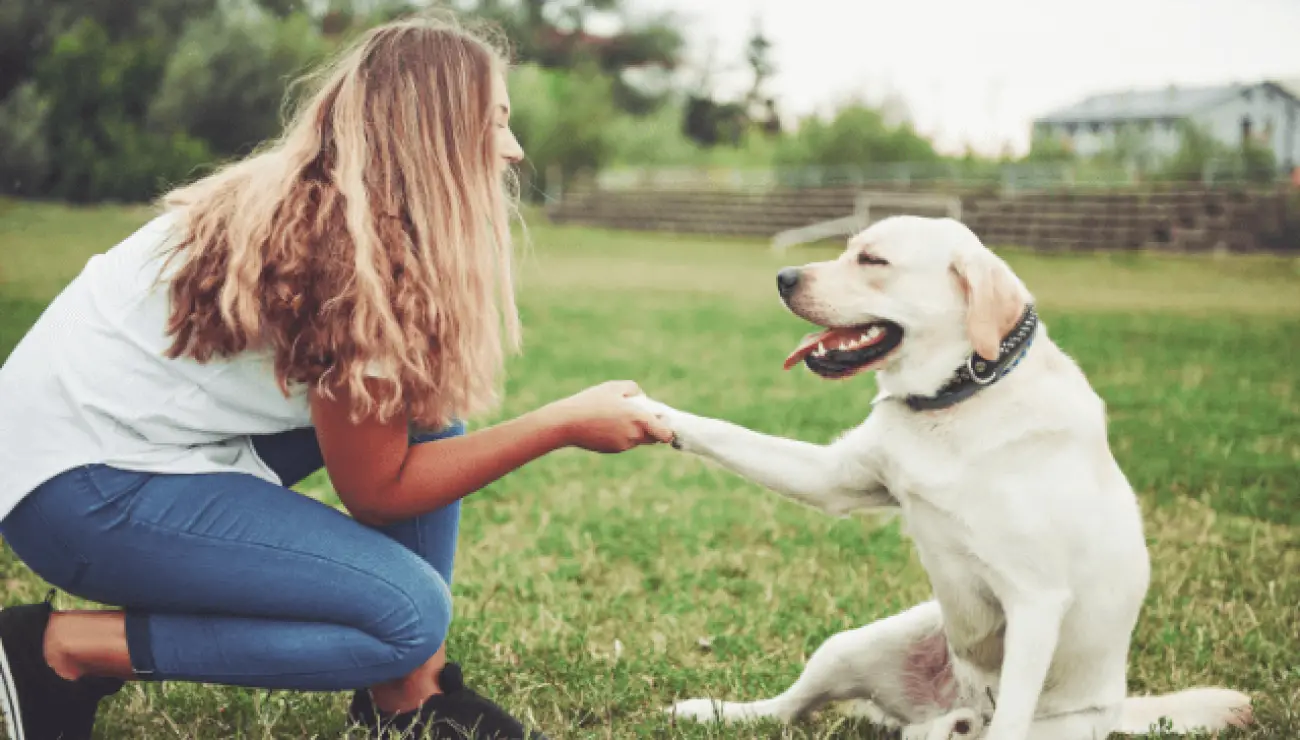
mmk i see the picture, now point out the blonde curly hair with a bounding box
[160,14,520,429]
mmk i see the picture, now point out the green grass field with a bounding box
[1,198,1298,739]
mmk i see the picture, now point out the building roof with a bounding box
[1035,81,1300,126]
[1035,83,1249,125]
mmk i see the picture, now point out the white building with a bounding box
[1033,81,1300,171]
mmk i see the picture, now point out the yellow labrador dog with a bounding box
[631,217,1252,740]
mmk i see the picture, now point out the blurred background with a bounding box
[2,3,1299,737]
[1,0,1298,253]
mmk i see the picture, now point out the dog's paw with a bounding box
[1121,687,1254,733]
[626,395,692,450]
[626,394,675,419]
[665,698,728,723]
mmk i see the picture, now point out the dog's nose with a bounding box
[776,268,801,299]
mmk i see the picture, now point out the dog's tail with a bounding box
[1118,687,1253,735]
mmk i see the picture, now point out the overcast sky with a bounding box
[629,0,1300,155]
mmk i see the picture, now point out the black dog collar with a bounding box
[903,304,1039,412]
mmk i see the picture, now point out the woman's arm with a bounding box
[310,380,671,526]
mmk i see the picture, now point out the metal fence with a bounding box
[590,158,1292,195]
[547,180,1300,254]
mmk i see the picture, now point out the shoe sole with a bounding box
[0,610,24,740]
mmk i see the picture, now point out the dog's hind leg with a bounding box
[668,601,949,726]
[1025,707,1120,740]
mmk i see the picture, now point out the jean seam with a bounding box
[85,484,447,639]
[130,518,440,628]
[79,465,150,508]
[123,612,157,677]
[24,479,93,585]
[154,654,421,683]
[115,517,450,681]
[412,520,426,563]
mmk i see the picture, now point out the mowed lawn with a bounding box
[1,198,1297,739]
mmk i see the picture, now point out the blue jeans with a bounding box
[0,424,465,691]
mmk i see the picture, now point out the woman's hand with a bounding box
[541,381,675,453]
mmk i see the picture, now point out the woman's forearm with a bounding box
[311,379,665,526]
[363,409,570,523]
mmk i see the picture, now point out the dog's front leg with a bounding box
[984,592,1072,740]
[629,396,880,515]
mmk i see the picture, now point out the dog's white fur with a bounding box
[631,216,1252,740]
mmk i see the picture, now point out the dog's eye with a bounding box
[857,253,889,266]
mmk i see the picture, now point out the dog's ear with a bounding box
[951,247,1027,360]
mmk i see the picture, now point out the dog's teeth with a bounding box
[816,342,826,356]
[859,333,870,343]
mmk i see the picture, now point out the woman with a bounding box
[0,14,670,740]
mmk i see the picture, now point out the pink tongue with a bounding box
[783,328,845,370]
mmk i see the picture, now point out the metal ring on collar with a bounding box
[967,355,999,385]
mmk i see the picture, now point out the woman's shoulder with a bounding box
[82,210,184,285]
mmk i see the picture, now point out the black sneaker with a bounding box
[348,662,547,739]
[0,591,124,740]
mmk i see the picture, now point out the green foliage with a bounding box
[0,0,700,202]
[0,0,960,203]
[1027,121,1281,185]
[0,0,221,102]
[603,101,702,166]
[0,83,53,196]
[470,0,684,114]
[1024,129,1079,167]
[148,9,330,157]
[1159,123,1225,182]
[1140,122,1276,184]
[774,104,939,170]
[682,95,750,147]
[604,102,780,169]
[29,17,214,201]
[509,63,620,195]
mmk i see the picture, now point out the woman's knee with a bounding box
[369,559,453,676]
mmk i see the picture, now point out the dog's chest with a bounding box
[867,415,1008,671]
[868,411,969,502]
[909,516,1007,673]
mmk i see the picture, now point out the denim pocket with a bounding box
[83,464,153,508]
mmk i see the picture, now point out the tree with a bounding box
[742,18,779,134]
[507,62,619,194]
[148,8,329,157]
[682,96,748,147]
[28,17,213,201]
[775,103,939,172]
[1025,128,1077,163]
[0,83,53,195]
[0,0,328,200]
[459,0,684,113]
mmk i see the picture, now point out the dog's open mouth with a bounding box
[783,321,904,379]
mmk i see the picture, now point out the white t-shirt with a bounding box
[0,213,315,523]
